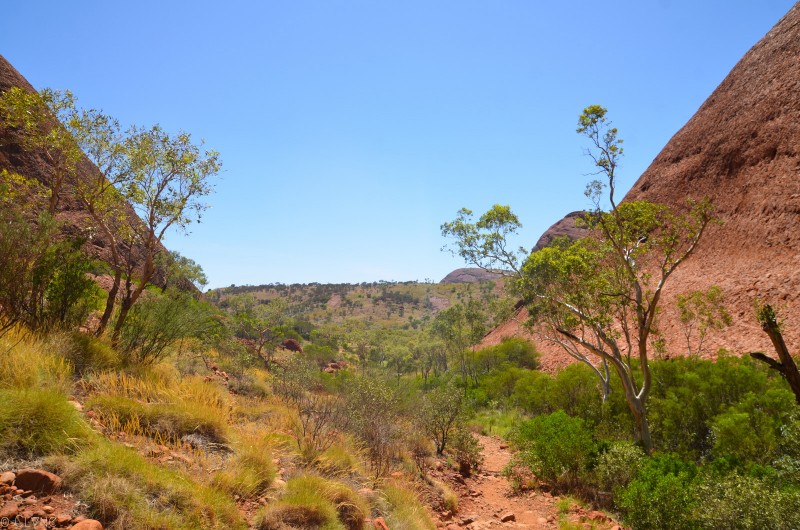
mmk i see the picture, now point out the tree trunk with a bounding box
[750,305,800,405]
[111,296,133,348]
[96,269,122,337]
[629,397,653,452]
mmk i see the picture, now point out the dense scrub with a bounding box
[472,354,800,529]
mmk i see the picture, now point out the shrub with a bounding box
[691,472,797,529]
[380,483,436,530]
[417,383,464,454]
[512,411,595,489]
[617,453,697,530]
[212,438,276,498]
[449,428,483,477]
[0,329,72,391]
[62,332,121,374]
[118,292,218,365]
[594,441,646,495]
[0,388,90,457]
[88,394,228,443]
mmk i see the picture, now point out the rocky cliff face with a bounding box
[0,54,167,285]
[482,4,800,370]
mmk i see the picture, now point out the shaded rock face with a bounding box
[532,211,590,252]
[483,4,800,368]
[0,54,167,286]
[440,268,504,284]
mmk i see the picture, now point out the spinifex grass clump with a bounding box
[255,474,369,530]
[49,440,244,530]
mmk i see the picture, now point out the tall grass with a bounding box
[49,440,245,530]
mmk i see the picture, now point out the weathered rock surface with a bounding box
[13,469,61,495]
[482,4,800,368]
[440,268,504,284]
[531,211,590,252]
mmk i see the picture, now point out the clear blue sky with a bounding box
[3,1,795,288]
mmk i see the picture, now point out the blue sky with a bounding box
[3,1,795,288]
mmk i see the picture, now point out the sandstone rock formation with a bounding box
[532,211,590,252]
[0,54,168,287]
[482,4,800,369]
[440,268,504,284]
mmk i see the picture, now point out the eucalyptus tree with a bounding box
[443,106,714,450]
[111,125,220,345]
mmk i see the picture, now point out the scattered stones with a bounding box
[0,501,19,519]
[499,512,515,523]
[14,469,61,495]
[460,515,476,525]
[0,471,15,485]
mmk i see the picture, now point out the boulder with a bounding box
[13,469,61,495]
[70,521,104,530]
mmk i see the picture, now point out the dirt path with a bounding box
[434,434,560,529]
[432,434,623,530]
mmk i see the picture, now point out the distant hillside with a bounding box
[209,280,502,329]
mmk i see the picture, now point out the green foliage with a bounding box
[118,291,219,365]
[617,454,698,530]
[709,388,797,464]
[0,192,100,334]
[440,204,526,275]
[63,332,122,375]
[0,388,90,457]
[417,382,465,454]
[594,442,646,494]
[342,373,403,476]
[512,411,596,488]
[677,286,733,355]
[449,428,484,476]
[475,337,540,372]
[0,87,82,213]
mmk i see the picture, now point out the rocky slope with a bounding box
[0,54,165,283]
[482,3,800,369]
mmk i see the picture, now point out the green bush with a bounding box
[618,453,697,530]
[449,427,484,477]
[63,332,121,374]
[512,410,595,488]
[594,441,646,495]
[0,388,90,457]
[691,472,800,530]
